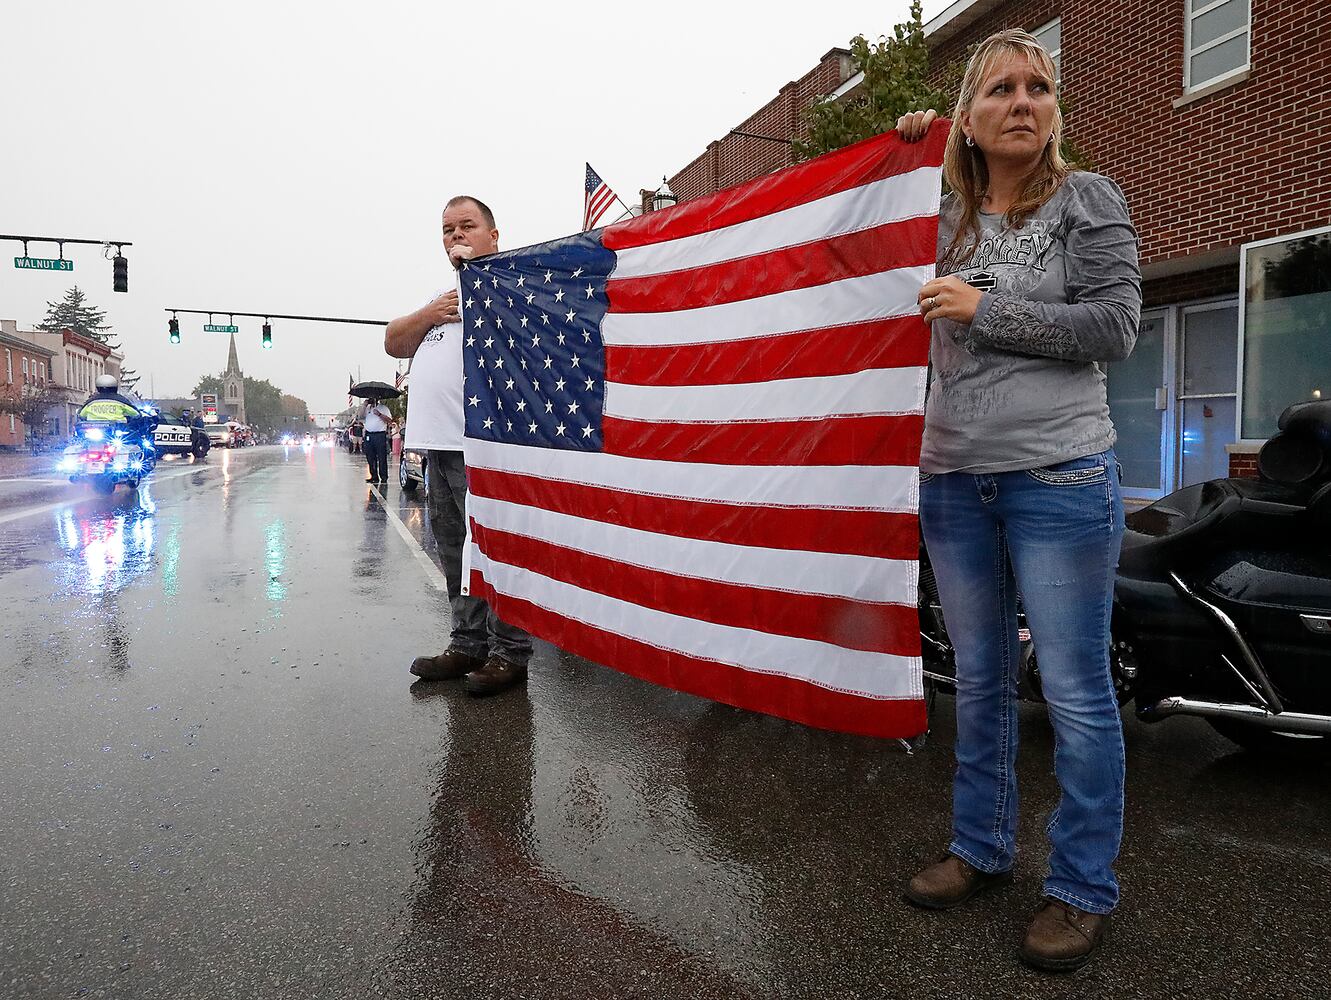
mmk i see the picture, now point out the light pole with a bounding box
[651,177,677,213]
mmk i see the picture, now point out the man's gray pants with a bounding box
[426,449,532,667]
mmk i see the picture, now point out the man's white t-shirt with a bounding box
[362,402,390,433]
[403,287,465,452]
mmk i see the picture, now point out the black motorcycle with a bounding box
[920,399,1331,758]
[1117,399,1331,757]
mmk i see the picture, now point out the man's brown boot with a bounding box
[1018,898,1110,973]
[409,647,484,682]
[462,655,528,697]
[903,853,1012,910]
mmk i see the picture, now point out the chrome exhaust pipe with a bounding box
[1139,696,1331,735]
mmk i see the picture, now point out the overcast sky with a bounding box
[2,0,938,415]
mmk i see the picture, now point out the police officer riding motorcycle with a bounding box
[64,374,159,493]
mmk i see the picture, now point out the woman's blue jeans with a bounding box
[919,450,1126,914]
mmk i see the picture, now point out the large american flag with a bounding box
[462,127,947,738]
[583,163,619,230]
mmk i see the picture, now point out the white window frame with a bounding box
[22,357,29,381]
[1235,222,1331,443]
[4,349,10,383]
[1184,0,1251,93]
[1032,17,1061,85]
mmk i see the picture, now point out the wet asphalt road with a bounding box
[0,445,1326,1000]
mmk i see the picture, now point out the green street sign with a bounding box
[15,256,73,272]
[204,324,239,333]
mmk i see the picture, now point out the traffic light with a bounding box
[112,254,128,293]
[262,322,272,349]
[168,317,180,344]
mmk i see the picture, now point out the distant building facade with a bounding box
[10,322,125,440]
[0,320,58,448]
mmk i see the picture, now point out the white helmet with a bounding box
[95,374,120,393]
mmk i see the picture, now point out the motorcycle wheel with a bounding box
[1207,719,1331,760]
[399,458,418,493]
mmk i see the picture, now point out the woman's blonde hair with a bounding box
[940,28,1071,273]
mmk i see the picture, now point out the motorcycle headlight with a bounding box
[84,427,104,442]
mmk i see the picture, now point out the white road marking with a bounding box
[368,483,448,592]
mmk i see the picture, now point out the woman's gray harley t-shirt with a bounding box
[920,171,1142,475]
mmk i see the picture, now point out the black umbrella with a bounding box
[348,380,401,400]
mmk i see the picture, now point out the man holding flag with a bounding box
[385,195,533,696]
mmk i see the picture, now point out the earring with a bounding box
[965,135,975,148]
[1047,134,1055,146]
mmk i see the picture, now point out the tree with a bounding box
[189,374,310,434]
[38,286,111,340]
[793,3,1087,170]
[0,380,63,448]
[192,375,223,398]
[793,2,951,161]
[37,286,140,392]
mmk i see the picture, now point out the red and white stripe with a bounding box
[467,126,948,738]
[584,181,617,231]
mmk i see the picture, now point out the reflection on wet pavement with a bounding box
[0,446,1323,999]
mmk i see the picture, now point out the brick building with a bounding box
[0,322,58,449]
[662,0,1331,499]
[3,320,126,441]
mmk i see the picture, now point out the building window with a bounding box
[5,348,12,382]
[1032,18,1061,84]
[22,358,29,382]
[1239,225,1331,439]
[1185,0,1250,92]
[39,363,46,383]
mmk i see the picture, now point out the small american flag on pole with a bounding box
[583,163,620,231]
[462,126,947,738]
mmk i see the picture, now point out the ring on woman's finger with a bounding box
[926,296,937,310]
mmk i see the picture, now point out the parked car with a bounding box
[399,447,428,493]
[153,412,207,457]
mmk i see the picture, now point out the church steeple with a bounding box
[226,333,242,377]
[221,333,246,424]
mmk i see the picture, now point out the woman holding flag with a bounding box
[896,28,1141,973]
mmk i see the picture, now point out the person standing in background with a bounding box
[362,399,392,484]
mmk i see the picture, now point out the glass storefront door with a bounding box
[1107,310,1170,499]
[1107,299,1240,500]
[1178,302,1239,487]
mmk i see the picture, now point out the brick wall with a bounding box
[670,3,1330,272]
[1142,263,1240,308]
[935,1,1331,268]
[0,340,55,448]
[927,0,1060,88]
[669,49,852,203]
[1229,450,1260,479]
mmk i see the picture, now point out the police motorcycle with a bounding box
[60,375,160,495]
[920,399,1331,758]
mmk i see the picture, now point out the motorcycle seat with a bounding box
[1120,479,1312,573]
